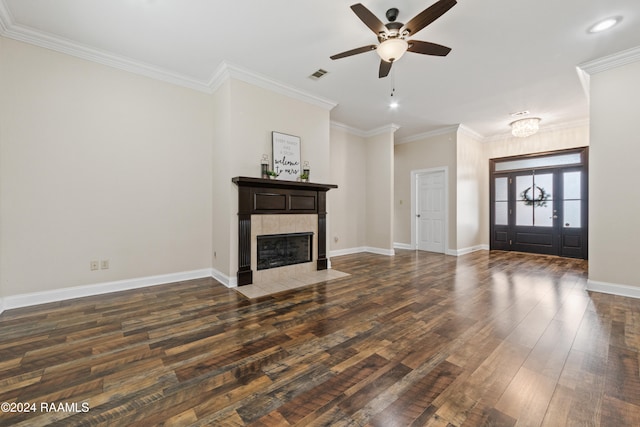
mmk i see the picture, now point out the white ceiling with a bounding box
[1,0,640,140]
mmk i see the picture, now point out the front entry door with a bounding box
[509,169,559,255]
[490,149,588,259]
[417,171,446,253]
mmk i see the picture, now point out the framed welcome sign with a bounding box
[272,131,301,181]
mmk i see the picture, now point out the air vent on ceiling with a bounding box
[309,69,328,80]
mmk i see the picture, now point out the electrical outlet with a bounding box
[101,259,109,270]
[90,260,99,271]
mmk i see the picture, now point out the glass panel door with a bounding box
[509,170,559,255]
[563,171,581,228]
[532,173,554,227]
[559,168,586,258]
[494,177,508,226]
[515,174,534,226]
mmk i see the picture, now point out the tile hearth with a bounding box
[235,269,349,299]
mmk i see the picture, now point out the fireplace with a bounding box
[257,232,313,270]
[232,176,337,285]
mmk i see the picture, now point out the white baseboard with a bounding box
[449,245,490,256]
[330,246,395,257]
[365,247,395,256]
[211,268,237,288]
[0,298,5,316]
[394,242,414,250]
[330,247,367,257]
[1,268,214,312]
[587,279,640,299]
[391,243,489,256]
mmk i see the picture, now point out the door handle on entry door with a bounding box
[416,214,421,218]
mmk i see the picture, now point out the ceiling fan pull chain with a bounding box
[390,69,396,97]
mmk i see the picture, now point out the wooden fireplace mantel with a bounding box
[232,176,338,285]
[232,176,338,193]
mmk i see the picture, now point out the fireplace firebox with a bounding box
[257,232,313,270]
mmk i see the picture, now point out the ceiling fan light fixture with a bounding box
[510,117,541,138]
[377,38,408,62]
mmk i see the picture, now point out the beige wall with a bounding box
[0,36,334,301]
[365,130,395,252]
[329,126,367,252]
[589,60,640,289]
[217,79,332,280]
[456,131,485,250]
[211,79,232,276]
[0,38,214,297]
[394,131,457,249]
[484,125,589,160]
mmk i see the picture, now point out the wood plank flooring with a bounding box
[1,250,639,426]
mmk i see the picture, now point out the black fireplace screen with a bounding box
[257,232,313,270]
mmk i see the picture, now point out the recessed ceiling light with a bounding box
[510,110,530,117]
[389,101,399,109]
[588,16,622,34]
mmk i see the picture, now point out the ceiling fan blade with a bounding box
[350,3,386,35]
[379,60,392,78]
[403,0,457,35]
[330,45,377,60]
[407,40,451,56]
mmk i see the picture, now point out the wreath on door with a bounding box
[520,186,550,207]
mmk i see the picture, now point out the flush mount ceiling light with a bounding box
[588,16,622,33]
[510,117,541,138]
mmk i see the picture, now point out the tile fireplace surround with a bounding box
[251,214,317,285]
[232,177,338,286]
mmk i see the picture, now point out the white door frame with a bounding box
[410,167,449,253]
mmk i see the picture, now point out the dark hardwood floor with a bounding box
[1,250,639,426]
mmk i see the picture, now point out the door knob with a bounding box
[549,215,558,219]
[416,214,421,218]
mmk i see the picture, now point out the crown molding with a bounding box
[396,124,460,144]
[330,121,367,137]
[578,45,640,75]
[208,62,337,111]
[0,32,210,92]
[0,9,212,93]
[458,124,485,141]
[0,2,339,108]
[575,66,591,104]
[0,0,12,33]
[363,123,400,138]
[396,124,484,145]
[330,121,400,138]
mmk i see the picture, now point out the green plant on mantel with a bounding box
[266,170,279,178]
[300,172,309,181]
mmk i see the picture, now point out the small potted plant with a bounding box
[266,170,279,180]
[299,172,309,182]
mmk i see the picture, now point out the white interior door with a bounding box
[417,171,446,253]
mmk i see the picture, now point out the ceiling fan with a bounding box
[330,0,457,78]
